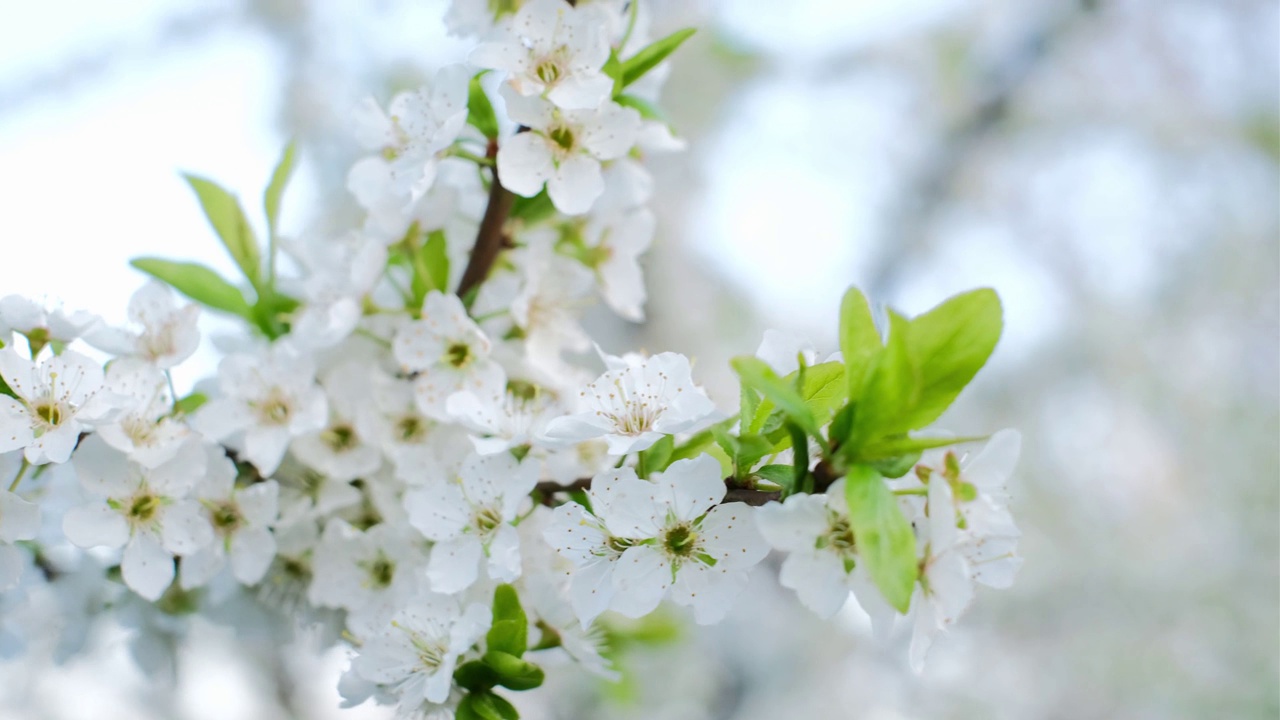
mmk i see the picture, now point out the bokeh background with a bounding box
[0,0,1276,718]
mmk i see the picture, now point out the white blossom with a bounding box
[496,85,641,215]
[64,435,213,600]
[580,206,654,321]
[195,343,329,476]
[350,595,490,708]
[471,0,614,110]
[404,452,538,593]
[542,350,719,455]
[180,447,280,589]
[0,348,113,464]
[291,361,382,482]
[349,64,470,203]
[607,455,769,624]
[94,361,193,469]
[393,291,505,420]
[85,281,200,368]
[0,487,39,591]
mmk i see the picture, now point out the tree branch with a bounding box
[456,143,515,300]
[535,477,783,507]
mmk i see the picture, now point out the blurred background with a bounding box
[0,0,1276,718]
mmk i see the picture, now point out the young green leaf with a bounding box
[183,174,262,288]
[614,93,666,122]
[263,140,297,238]
[467,72,499,139]
[902,288,1002,429]
[172,392,208,416]
[482,650,545,690]
[731,356,820,439]
[130,257,253,320]
[457,691,519,720]
[850,310,914,442]
[839,286,881,400]
[486,584,528,657]
[509,190,556,224]
[637,434,674,478]
[746,361,843,436]
[422,229,450,293]
[620,28,696,88]
[752,464,795,494]
[844,464,918,612]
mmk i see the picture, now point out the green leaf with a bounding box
[753,464,794,493]
[263,140,297,238]
[172,392,208,416]
[745,361,844,437]
[509,191,556,224]
[602,48,624,97]
[455,660,498,691]
[732,356,820,439]
[457,691,519,720]
[844,465,918,613]
[487,584,528,657]
[183,174,262,288]
[637,435,674,478]
[130,258,253,319]
[614,93,666,122]
[467,72,500,139]
[669,424,721,464]
[902,288,1002,429]
[839,287,881,401]
[732,433,774,475]
[423,229,450,293]
[850,290,1002,442]
[850,310,914,442]
[482,650,545,691]
[621,28,697,88]
[858,434,984,461]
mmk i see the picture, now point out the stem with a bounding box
[164,370,178,404]
[620,0,641,51]
[9,459,30,492]
[456,150,516,301]
[894,488,928,496]
[448,147,495,167]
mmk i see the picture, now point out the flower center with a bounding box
[321,423,358,452]
[361,555,396,590]
[445,342,473,369]
[34,401,63,427]
[395,415,428,442]
[208,500,243,535]
[662,524,698,558]
[128,493,161,523]
[548,125,576,152]
[535,57,563,86]
[256,392,293,426]
[473,505,504,535]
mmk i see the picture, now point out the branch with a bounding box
[456,142,516,299]
[535,477,782,507]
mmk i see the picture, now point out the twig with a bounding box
[455,142,516,299]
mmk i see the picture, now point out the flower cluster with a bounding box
[0,2,1024,717]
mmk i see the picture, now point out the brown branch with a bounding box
[535,476,783,507]
[456,143,516,299]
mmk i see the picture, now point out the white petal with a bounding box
[161,501,214,555]
[547,154,603,215]
[243,426,293,476]
[237,481,280,526]
[405,484,470,541]
[610,545,670,618]
[230,526,277,585]
[669,561,749,625]
[62,503,129,549]
[0,491,39,542]
[0,397,34,453]
[427,535,482,593]
[779,551,849,619]
[496,132,553,198]
[754,493,828,552]
[122,532,175,601]
[698,503,769,569]
[653,454,725,522]
[485,523,522,583]
[568,557,615,627]
[546,72,613,110]
[179,544,225,589]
